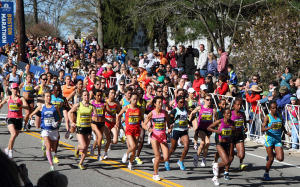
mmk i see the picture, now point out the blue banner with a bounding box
[0,2,14,47]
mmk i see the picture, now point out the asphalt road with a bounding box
[1,107,300,187]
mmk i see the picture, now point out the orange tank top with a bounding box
[62,85,75,98]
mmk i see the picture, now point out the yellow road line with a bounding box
[23,130,183,187]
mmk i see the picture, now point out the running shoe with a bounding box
[108,143,112,152]
[212,176,220,186]
[153,174,161,181]
[135,157,143,165]
[164,161,170,171]
[89,145,94,156]
[68,134,73,139]
[5,148,8,156]
[193,144,198,150]
[224,172,230,180]
[101,152,107,159]
[78,164,86,170]
[98,155,103,161]
[50,165,55,171]
[65,131,70,139]
[200,158,206,167]
[177,160,186,171]
[122,153,128,163]
[74,146,79,158]
[41,140,46,151]
[53,156,59,164]
[263,173,271,181]
[193,154,199,167]
[128,162,133,170]
[8,150,13,159]
[239,164,247,170]
[213,163,219,176]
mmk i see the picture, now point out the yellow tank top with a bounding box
[137,99,146,114]
[38,85,44,95]
[76,102,93,128]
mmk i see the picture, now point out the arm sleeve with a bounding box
[169,109,177,124]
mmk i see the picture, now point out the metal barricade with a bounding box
[168,87,175,100]
[284,104,300,151]
[108,77,117,88]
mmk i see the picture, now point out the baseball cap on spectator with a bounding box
[290,96,297,101]
[139,53,143,56]
[188,88,195,93]
[200,84,208,91]
[138,64,146,69]
[260,91,269,96]
[194,71,200,76]
[279,86,288,94]
[238,82,245,87]
[182,75,188,79]
[10,83,19,89]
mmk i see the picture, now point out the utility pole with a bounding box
[16,0,26,63]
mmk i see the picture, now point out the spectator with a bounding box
[205,76,214,93]
[236,82,246,98]
[249,74,260,88]
[192,70,205,94]
[137,64,147,87]
[276,86,292,110]
[278,66,292,90]
[112,60,120,72]
[166,50,176,68]
[260,81,278,104]
[215,74,229,95]
[290,78,297,94]
[102,64,115,87]
[196,44,208,78]
[117,49,125,64]
[158,52,168,65]
[296,78,300,101]
[217,47,228,75]
[37,171,68,187]
[185,45,198,83]
[175,45,185,73]
[207,52,218,80]
[228,64,238,85]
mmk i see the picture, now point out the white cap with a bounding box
[138,64,146,69]
[200,84,208,91]
[188,88,195,93]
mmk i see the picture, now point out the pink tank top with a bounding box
[144,94,154,111]
[231,111,244,132]
[198,105,213,130]
[7,96,23,118]
[218,119,233,140]
[152,109,166,133]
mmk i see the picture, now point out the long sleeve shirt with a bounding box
[246,93,261,114]
[217,52,228,73]
[197,50,208,70]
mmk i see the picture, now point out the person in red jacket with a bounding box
[215,74,228,95]
[102,64,115,88]
[245,85,262,140]
[192,71,205,95]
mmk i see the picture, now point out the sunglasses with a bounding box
[157,91,162,93]
[120,84,125,86]
[194,74,199,76]
[101,82,106,84]
[42,79,47,81]
[252,78,257,80]
[178,101,184,103]
[205,99,211,101]
[96,95,101,97]
[96,84,100,85]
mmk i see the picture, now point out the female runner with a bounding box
[117,92,144,170]
[261,101,290,181]
[142,96,170,181]
[29,91,62,171]
[0,83,28,159]
[20,74,35,129]
[68,90,97,170]
[208,108,235,186]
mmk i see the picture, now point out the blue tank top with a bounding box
[23,83,34,92]
[51,95,64,113]
[122,97,130,119]
[41,104,58,130]
[173,107,189,131]
[266,113,282,138]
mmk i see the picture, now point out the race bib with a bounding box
[128,116,139,125]
[235,119,244,129]
[111,108,117,115]
[25,86,33,91]
[221,128,232,138]
[179,120,188,127]
[80,115,91,127]
[155,122,165,131]
[52,101,63,108]
[202,113,212,121]
[272,122,282,131]
[9,103,19,112]
[44,117,55,126]
[96,108,104,117]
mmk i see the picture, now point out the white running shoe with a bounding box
[212,176,220,186]
[193,144,198,150]
[8,149,13,159]
[153,174,161,181]
[50,165,55,171]
[193,154,199,167]
[200,159,206,167]
[90,145,94,156]
[103,152,108,160]
[5,148,8,156]
[213,163,219,176]
[122,153,128,164]
[128,162,133,170]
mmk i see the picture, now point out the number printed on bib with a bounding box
[221,128,232,138]
[45,117,55,126]
[80,115,91,127]
[9,104,19,112]
[96,108,104,117]
[202,113,212,121]
[25,86,33,91]
[235,119,244,129]
[129,116,139,125]
[272,122,282,131]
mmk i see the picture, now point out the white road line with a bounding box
[246,152,300,169]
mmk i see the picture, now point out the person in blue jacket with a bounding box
[117,49,126,64]
[227,64,238,85]
[276,86,292,110]
[260,81,278,104]
[277,66,292,90]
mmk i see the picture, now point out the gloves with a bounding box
[53,122,58,128]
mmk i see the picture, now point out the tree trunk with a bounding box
[16,0,26,63]
[96,0,104,49]
[207,38,213,53]
[33,0,38,24]
[198,13,219,51]
[158,21,168,55]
